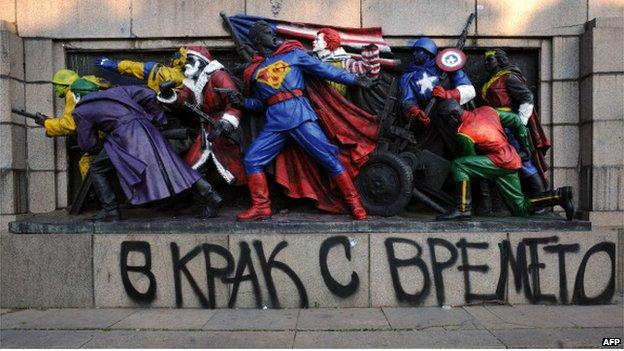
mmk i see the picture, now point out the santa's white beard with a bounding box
[184,61,201,78]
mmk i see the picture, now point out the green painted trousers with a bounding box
[450,155,532,216]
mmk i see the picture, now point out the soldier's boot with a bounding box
[90,174,120,222]
[525,173,549,214]
[333,171,367,220]
[437,180,472,221]
[530,186,575,221]
[237,172,272,221]
[192,178,223,219]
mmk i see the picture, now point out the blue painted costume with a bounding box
[400,62,472,109]
[243,44,357,175]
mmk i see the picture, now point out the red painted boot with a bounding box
[237,172,272,221]
[333,172,368,220]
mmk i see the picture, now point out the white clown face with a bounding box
[313,33,328,53]
[184,55,204,78]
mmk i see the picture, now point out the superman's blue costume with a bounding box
[243,43,357,175]
[240,40,378,218]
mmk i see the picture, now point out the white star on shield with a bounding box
[418,72,438,95]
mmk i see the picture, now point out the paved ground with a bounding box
[1,302,623,348]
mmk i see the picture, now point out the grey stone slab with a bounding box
[0,309,49,329]
[81,330,295,348]
[16,1,132,38]
[546,305,624,327]
[27,127,55,171]
[383,307,482,330]
[370,232,508,308]
[593,121,624,167]
[592,167,624,211]
[25,308,135,329]
[93,234,230,308]
[24,83,54,127]
[552,36,580,80]
[552,125,579,168]
[362,0,474,36]
[250,0,360,28]
[0,124,26,170]
[490,327,567,348]
[228,233,370,308]
[294,329,504,348]
[24,39,54,82]
[0,330,97,348]
[469,305,576,330]
[507,230,618,305]
[0,234,92,308]
[111,308,216,330]
[589,26,624,74]
[558,327,624,348]
[589,2,624,20]
[55,137,67,171]
[552,81,580,125]
[297,308,389,330]
[27,170,57,213]
[476,0,586,36]
[539,82,552,125]
[55,171,67,208]
[202,309,298,331]
[132,0,244,38]
[581,74,624,122]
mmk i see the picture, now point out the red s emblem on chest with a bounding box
[256,60,291,89]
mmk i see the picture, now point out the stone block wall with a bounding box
[0,1,622,227]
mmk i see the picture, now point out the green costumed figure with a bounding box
[435,99,575,221]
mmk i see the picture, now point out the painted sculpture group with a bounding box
[24,13,575,223]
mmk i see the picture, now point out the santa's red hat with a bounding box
[186,45,213,62]
[317,28,341,51]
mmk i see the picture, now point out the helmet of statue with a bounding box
[52,69,80,86]
[411,37,438,56]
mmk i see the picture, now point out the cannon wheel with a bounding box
[355,151,413,216]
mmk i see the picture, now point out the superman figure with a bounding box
[236,21,375,221]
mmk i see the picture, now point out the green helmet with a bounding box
[52,69,79,85]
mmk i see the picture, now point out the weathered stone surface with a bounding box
[228,233,370,308]
[250,0,360,27]
[370,232,507,307]
[362,0,474,36]
[579,123,592,167]
[82,330,295,348]
[489,328,570,348]
[552,125,579,168]
[591,166,623,211]
[0,1,16,23]
[0,308,49,329]
[294,329,504,348]
[586,210,624,227]
[24,83,54,127]
[544,304,624,327]
[464,305,574,329]
[93,234,230,308]
[383,306,482,330]
[581,22,624,76]
[112,309,216,330]
[24,39,54,82]
[131,0,244,38]
[16,0,132,38]
[203,309,298,331]
[0,77,25,125]
[0,124,26,170]
[552,81,579,124]
[0,171,16,214]
[27,127,55,171]
[552,36,580,80]
[0,233,92,308]
[55,171,67,209]
[540,39,552,82]
[589,1,624,20]
[24,308,134,329]
[592,120,624,166]
[539,82,552,125]
[0,330,97,348]
[297,308,389,330]
[506,230,618,305]
[0,23,23,79]
[557,327,624,348]
[581,74,624,122]
[476,0,586,36]
[27,171,56,213]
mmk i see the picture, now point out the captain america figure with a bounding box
[399,37,476,157]
[237,21,374,222]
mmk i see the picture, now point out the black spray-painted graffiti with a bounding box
[119,235,615,308]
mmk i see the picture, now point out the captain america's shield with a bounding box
[436,48,467,72]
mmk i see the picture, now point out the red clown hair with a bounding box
[317,28,341,51]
